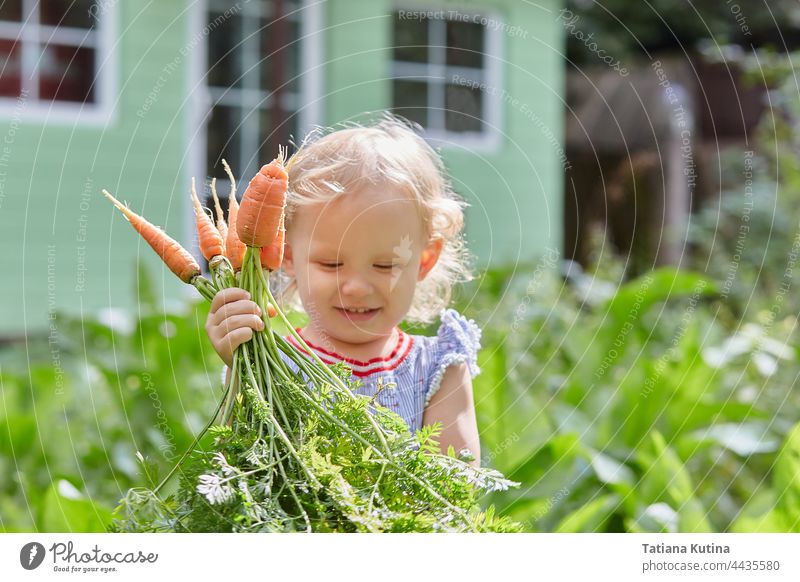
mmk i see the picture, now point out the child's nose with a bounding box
[340,273,374,297]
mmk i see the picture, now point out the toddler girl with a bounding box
[205,115,483,465]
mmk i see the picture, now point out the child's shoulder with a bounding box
[407,308,482,406]
[410,308,482,383]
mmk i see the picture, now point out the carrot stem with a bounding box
[153,378,231,496]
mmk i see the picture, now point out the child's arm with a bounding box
[422,363,481,468]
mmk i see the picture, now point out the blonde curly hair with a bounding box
[271,113,475,325]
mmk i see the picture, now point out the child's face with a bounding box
[283,185,442,346]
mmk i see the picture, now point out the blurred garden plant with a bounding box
[451,253,800,533]
[3,254,800,532]
[0,263,221,532]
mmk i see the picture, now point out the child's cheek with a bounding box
[389,266,415,296]
[319,270,343,295]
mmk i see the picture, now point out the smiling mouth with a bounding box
[335,307,381,320]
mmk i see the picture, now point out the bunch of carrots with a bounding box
[104,150,316,458]
[104,151,519,533]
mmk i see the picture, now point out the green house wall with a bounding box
[0,2,194,336]
[325,0,565,268]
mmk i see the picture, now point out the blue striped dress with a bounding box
[277,308,482,433]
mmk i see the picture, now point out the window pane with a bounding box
[259,108,298,164]
[207,11,243,88]
[206,104,242,178]
[0,39,21,97]
[0,0,22,21]
[260,17,299,93]
[258,108,272,165]
[446,19,483,68]
[445,83,482,132]
[38,44,96,103]
[41,0,95,29]
[393,12,428,63]
[392,79,428,127]
[284,112,299,156]
[285,20,301,93]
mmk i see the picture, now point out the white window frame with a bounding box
[197,0,321,183]
[391,5,503,152]
[0,0,119,125]
[185,0,323,275]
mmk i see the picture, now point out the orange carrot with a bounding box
[237,149,288,248]
[222,160,246,270]
[260,212,285,271]
[103,190,200,283]
[191,178,224,260]
[210,176,227,254]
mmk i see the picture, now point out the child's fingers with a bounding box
[217,314,264,335]
[267,303,277,318]
[210,299,261,326]
[220,327,254,353]
[210,287,250,314]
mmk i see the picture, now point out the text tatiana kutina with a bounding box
[49,542,158,564]
[643,543,731,554]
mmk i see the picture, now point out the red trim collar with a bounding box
[286,328,413,377]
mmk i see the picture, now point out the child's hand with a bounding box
[206,288,276,366]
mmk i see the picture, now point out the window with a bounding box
[391,9,501,148]
[205,0,303,184]
[0,0,115,120]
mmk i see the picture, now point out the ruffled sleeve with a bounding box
[425,308,482,405]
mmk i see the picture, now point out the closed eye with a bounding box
[318,262,342,269]
[375,264,397,270]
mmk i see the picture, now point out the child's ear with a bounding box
[418,238,443,281]
[282,242,295,276]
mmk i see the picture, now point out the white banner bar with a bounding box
[2,534,798,581]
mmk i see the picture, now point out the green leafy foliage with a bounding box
[0,267,224,533]
[39,480,113,533]
[563,0,799,62]
[452,253,800,533]
[4,242,800,532]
